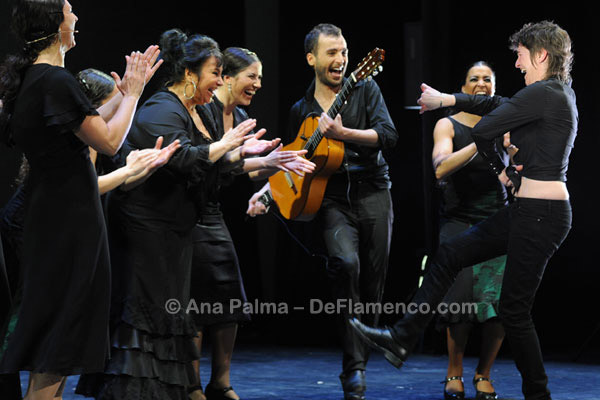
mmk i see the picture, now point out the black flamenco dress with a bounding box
[436,117,508,327]
[0,64,110,375]
[76,89,212,399]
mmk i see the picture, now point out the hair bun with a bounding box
[159,28,188,64]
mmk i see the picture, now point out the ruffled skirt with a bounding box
[76,205,199,399]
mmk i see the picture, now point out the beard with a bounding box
[315,64,344,88]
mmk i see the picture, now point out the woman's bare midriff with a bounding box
[515,177,569,200]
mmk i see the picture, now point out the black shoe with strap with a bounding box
[441,376,465,400]
[204,383,240,400]
[473,377,498,400]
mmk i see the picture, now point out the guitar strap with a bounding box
[267,211,329,269]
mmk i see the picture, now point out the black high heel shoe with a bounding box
[473,377,498,400]
[204,383,240,400]
[441,376,465,400]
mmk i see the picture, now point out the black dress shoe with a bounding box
[348,318,407,368]
[204,383,240,400]
[441,376,465,400]
[473,377,498,400]
[340,370,366,400]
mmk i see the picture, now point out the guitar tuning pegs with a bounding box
[378,66,383,72]
[372,71,379,77]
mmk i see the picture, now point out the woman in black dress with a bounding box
[0,67,172,400]
[433,62,510,400]
[0,0,150,399]
[189,48,315,400]
[350,21,576,400]
[74,29,290,400]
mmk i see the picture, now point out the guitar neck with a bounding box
[326,74,356,119]
[305,74,357,154]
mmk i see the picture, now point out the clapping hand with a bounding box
[222,119,257,150]
[111,45,163,96]
[263,144,316,176]
[111,51,147,99]
[139,44,163,84]
[148,136,181,171]
[240,129,280,157]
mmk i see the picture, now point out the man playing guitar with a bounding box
[247,23,397,400]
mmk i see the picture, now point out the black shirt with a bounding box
[286,78,397,189]
[195,96,248,215]
[115,89,213,232]
[454,78,578,182]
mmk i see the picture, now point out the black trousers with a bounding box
[320,183,393,374]
[391,198,571,400]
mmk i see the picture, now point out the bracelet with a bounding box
[439,100,443,108]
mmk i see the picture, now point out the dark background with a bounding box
[1,0,598,361]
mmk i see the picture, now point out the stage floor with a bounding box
[21,345,600,399]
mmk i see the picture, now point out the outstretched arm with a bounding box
[77,52,147,155]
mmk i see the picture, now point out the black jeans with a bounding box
[320,182,394,374]
[391,198,571,400]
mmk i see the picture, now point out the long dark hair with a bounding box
[158,28,222,87]
[0,0,65,145]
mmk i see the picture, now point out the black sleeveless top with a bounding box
[441,117,508,223]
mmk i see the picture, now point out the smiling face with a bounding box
[308,34,348,88]
[226,61,263,106]
[58,0,78,52]
[515,44,548,86]
[191,56,223,105]
[462,65,495,96]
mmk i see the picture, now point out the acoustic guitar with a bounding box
[267,48,385,221]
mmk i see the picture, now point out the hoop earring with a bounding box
[183,80,197,100]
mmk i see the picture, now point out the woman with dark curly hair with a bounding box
[74,28,285,400]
